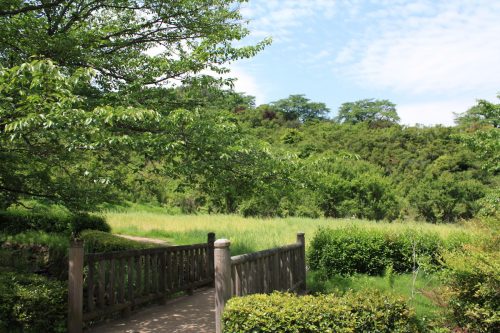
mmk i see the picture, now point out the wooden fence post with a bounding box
[68,239,84,333]
[297,232,306,292]
[214,239,231,333]
[207,232,215,286]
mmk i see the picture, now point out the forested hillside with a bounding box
[112,91,499,223]
[0,0,498,224]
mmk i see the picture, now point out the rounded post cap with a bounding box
[297,232,305,236]
[214,239,231,248]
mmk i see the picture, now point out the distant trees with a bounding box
[271,94,329,122]
[335,99,400,126]
[455,97,500,129]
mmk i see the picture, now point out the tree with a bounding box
[335,99,400,125]
[455,97,500,174]
[271,94,329,122]
[0,1,270,212]
[455,97,500,129]
[0,0,270,91]
[0,60,160,210]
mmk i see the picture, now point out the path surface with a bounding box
[115,234,170,246]
[87,288,215,333]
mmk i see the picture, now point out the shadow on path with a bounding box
[87,288,215,333]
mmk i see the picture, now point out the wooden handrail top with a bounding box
[85,242,209,261]
[230,242,301,265]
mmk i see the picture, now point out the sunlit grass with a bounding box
[307,271,445,320]
[105,212,484,256]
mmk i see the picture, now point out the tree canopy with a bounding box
[335,99,400,125]
[271,94,329,122]
[0,0,269,91]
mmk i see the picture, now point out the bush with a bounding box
[309,226,471,276]
[0,270,67,333]
[223,291,422,333]
[79,230,158,253]
[409,171,485,223]
[0,232,69,279]
[442,248,500,333]
[0,210,110,235]
[308,158,400,221]
[71,214,110,234]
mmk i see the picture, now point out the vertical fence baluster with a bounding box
[118,258,124,304]
[87,257,95,313]
[109,259,115,306]
[98,260,105,308]
[135,255,142,297]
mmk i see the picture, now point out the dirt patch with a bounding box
[115,234,171,246]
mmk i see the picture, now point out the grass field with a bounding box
[106,211,479,320]
[105,211,483,255]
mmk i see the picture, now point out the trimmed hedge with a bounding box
[0,270,67,333]
[0,210,110,235]
[309,226,473,276]
[223,291,422,333]
[80,230,159,253]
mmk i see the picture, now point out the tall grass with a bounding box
[105,212,484,256]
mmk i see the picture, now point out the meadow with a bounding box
[106,210,485,321]
[105,210,484,255]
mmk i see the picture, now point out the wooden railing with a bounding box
[214,233,306,333]
[68,233,215,333]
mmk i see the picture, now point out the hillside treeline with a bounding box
[0,0,498,223]
[111,90,499,223]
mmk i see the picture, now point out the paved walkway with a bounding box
[87,288,215,333]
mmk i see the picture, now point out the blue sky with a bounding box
[228,0,500,126]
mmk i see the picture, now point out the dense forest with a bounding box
[2,60,498,223]
[110,92,500,223]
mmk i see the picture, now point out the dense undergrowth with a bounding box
[0,209,158,332]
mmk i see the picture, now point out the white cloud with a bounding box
[398,100,470,126]
[229,65,266,105]
[241,0,338,42]
[336,1,500,97]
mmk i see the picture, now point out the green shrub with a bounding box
[442,248,499,333]
[309,226,473,276]
[223,291,422,333]
[0,232,69,279]
[308,158,400,221]
[70,214,110,234]
[0,270,67,333]
[0,210,110,235]
[80,230,158,253]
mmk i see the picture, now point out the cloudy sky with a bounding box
[229,0,500,126]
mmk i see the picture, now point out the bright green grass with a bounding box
[307,271,444,321]
[105,212,484,256]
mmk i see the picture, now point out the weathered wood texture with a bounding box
[69,240,84,333]
[214,233,306,333]
[229,233,306,296]
[75,233,215,325]
[214,239,231,333]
